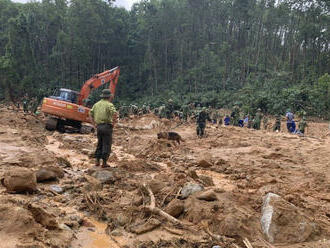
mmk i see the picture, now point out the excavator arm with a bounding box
[78,66,120,105]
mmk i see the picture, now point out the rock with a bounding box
[187,169,199,180]
[212,246,222,248]
[83,175,103,191]
[111,229,123,236]
[81,219,95,228]
[1,168,37,193]
[64,220,79,229]
[116,213,129,226]
[198,159,213,168]
[27,203,58,229]
[56,157,72,168]
[91,170,115,184]
[59,223,71,231]
[36,166,64,182]
[197,190,217,201]
[261,192,319,244]
[129,218,161,234]
[198,175,214,186]
[215,159,227,166]
[180,183,204,199]
[164,199,184,218]
[50,185,64,194]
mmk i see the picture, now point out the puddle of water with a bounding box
[71,218,123,248]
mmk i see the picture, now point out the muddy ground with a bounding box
[0,105,330,248]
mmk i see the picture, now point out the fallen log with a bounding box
[142,183,186,226]
[243,238,253,248]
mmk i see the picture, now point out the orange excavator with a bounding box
[41,67,120,133]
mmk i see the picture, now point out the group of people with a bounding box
[90,91,310,167]
[118,101,309,138]
[285,109,308,135]
[19,94,40,114]
[203,106,308,137]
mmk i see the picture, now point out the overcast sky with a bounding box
[11,0,140,10]
[114,0,140,9]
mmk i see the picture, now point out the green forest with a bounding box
[0,0,329,118]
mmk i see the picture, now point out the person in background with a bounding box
[286,109,294,133]
[224,115,230,126]
[196,107,211,137]
[298,117,308,135]
[253,108,262,130]
[243,115,249,127]
[273,114,281,132]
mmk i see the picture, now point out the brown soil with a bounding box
[0,106,330,248]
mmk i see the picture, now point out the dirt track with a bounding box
[0,106,330,248]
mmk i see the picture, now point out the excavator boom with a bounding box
[78,66,120,105]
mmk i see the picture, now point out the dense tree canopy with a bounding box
[0,0,329,118]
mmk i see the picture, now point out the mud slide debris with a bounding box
[0,107,330,248]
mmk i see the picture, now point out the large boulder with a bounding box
[261,193,320,244]
[1,168,37,193]
[36,166,64,182]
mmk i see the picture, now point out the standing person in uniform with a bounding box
[165,99,175,119]
[90,89,118,167]
[218,111,223,126]
[181,104,190,122]
[196,107,211,138]
[22,94,29,113]
[263,115,269,130]
[230,105,240,126]
[298,116,308,135]
[253,108,262,130]
[273,114,281,132]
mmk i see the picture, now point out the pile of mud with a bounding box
[0,195,75,248]
[1,107,330,248]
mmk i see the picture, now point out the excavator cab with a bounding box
[50,88,79,104]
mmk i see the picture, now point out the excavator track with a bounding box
[45,117,58,131]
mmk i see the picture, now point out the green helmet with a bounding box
[100,89,112,98]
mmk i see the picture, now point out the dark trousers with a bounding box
[287,122,295,133]
[95,124,113,161]
[197,122,206,137]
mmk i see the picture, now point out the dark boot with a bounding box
[95,158,100,166]
[102,159,109,168]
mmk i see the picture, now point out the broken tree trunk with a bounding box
[142,183,187,226]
